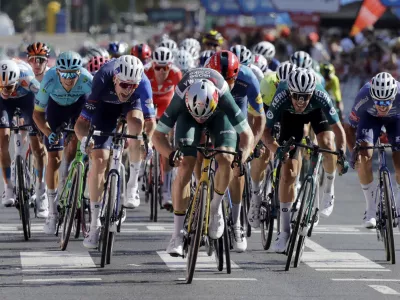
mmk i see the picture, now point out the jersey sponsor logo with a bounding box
[179,137,193,143]
[182,78,196,87]
[29,82,39,93]
[145,98,153,104]
[163,111,169,118]
[255,94,262,104]
[354,96,369,111]
[349,111,359,122]
[189,70,212,79]
[85,103,96,111]
[220,130,235,135]
[329,107,336,116]
[235,80,248,88]
[271,90,287,108]
[41,88,47,93]
[266,110,274,119]
[82,77,89,83]
[314,90,331,106]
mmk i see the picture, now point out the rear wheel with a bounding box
[261,163,274,250]
[17,156,30,241]
[242,166,252,237]
[383,172,395,264]
[221,200,231,274]
[81,160,91,237]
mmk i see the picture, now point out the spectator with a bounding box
[307,32,330,62]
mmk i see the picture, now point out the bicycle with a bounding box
[179,134,239,284]
[54,123,91,250]
[86,116,145,268]
[353,140,398,264]
[285,137,344,271]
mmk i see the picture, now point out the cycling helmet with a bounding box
[108,41,126,58]
[180,38,201,51]
[152,47,174,66]
[86,56,110,74]
[158,39,177,52]
[253,41,275,60]
[175,49,194,71]
[320,62,335,79]
[290,51,313,69]
[288,68,316,94]
[230,45,252,66]
[114,55,144,84]
[130,43,152,62]
[199,50,215,67]
[253,54,268,73]
[185,79,219,123]
[56,51,82,70]
[206,51,239,80]
[0,60,20,86]
[26,42,50,57]
[370,72,398,100]
[202,30,224,46]
[86,47,110,59]
[276,62,297,82]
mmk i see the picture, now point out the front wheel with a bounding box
[383,172,396,264]
[16,156,30,241]
[261,163,274,250]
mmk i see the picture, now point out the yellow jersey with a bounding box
[260,72,279,107]
[325,74,342,102]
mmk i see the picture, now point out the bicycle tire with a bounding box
[153,152,159,222]
[186,182,207,284]
[81,160,91,237]
[243,166,251,238]
[17,156,30,240]
[60,167,80,251]
[149,159,154,221]
[285,181,310,271]
[261,163,274,250]
[383,172,395,264]
[221,199,231,274]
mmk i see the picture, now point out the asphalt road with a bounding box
[2,77,400,299]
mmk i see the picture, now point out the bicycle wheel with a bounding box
[186,182,207,284]
[261,162,274,250]
[153,152,159,222]
[149,157,154,221]
[81,160,91,237]
[285,181,310,271]
[60,166,81,250]
[16,156,30,241]
[221,199,231,274]
[383,172,395,264]
[242,166,251,237]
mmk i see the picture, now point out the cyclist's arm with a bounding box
[137,77,156,138]
[246,77,265,147]
[33,74,54,137]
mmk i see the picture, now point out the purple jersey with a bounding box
[80,59,155,120]
[348,81,400,128]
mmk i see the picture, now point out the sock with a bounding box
[173,211,185,238]
[47,189,57,215]
[3,167,12,189]
[396,183,400,212]
[280,202,292,234]
[56,161,69,192]
[162,170,172,193]
[251,179,262,195]
[90,201,102,229]
[361,182,375,213]
[232,203,241,226]
[323,171,336,195]
[128,161,141,190]
[211,190,224,214]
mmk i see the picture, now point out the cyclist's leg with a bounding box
[161,131,174,207]
[356,112,381,227]
[0,99,13,206]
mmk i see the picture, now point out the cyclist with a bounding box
[0,60,46,213]
[152,69,254,257]
[230,45,264,82]
[290,51,324,86]
[145,47,182,208]
[174,49,194,75]
[346,72,400,228]
[247,62,297,228]
[253,41,280,71]
[202,30,224,51]
[75,55,155,248]
[158,39,178,54]
[253,54,269,75]
[206,50,265,252]
[86,56,110,75]
[180,38,201,54]
[321,62,344,122]
[33,51,93,234]
[130,43,152,65]
[26,42,51,82]
[263,68,348,253]
[198,50,215,67]
[108,41,127,58]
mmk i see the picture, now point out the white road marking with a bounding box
[20,251,96,270]
[315,269,390,272]
[128,264,141,267]
[22,268,97,272]
[23,278,102,282]
[157,251,239,270]
[146,225,169,231]
[305,239,330,252]
[368,285,400,295]
[302,252,385,269]
[178,278,257,281]
[332,279,400,282]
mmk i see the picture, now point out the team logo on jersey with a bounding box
[329,107,336,116]
[266,110,274,119]
[83,77,88,83]
[85,103,96,111]
[354,96,369,111]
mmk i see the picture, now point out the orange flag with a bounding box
[350,0,387,36]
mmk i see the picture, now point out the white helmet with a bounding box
[114,55,144,83]
[230,45,253,66]
[152,47,174,66]
[175,49,194,71]
[158,39,177,51]
[253,54,268,73]
[290,51,313,69]
[180,38,201,51]
[0,60,20,86]
[185,79,219,123]
[277,62,297,82]
[288,68,316,94]
[253,41,275,60]
[370,72,398,100]
[180,45,199,61]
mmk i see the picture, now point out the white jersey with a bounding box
[249,64,264,82]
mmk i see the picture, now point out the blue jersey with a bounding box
[80,60,155,120]
[34,66,93,111]
[7,60,39,99]
[269,58,281,72]
[348,82,400,128]
[231,65,264,116]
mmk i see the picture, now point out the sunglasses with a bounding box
[291,92,313,102]
[118,81,139,90]
[206,42,219,48]
[374,99,393,107]
[28,56,48,64]
[59,70,80,79]
[0,84,16,93]
[154,65,170,71]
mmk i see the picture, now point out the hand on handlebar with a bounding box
[80,136,94,155]
[337,149,349,175]
[48,132,59,145]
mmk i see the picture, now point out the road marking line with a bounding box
[177,278,257,281]
[368,285,400,295]
[20,251,96,269]
[157,251,239,270]
[302,252,385,269]
[305,239,330,252]
[146,226,168,231]
[23,278,102,282]
[315,269,390,272]
[22,268,98,272]
[128,264,141,267]
[332,279,400,282]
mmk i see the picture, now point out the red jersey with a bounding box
[144,63,182,119]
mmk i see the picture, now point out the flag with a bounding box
[350,0,386,36]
